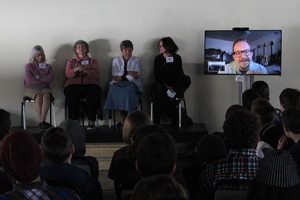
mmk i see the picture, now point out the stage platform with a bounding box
[12,123,208,144]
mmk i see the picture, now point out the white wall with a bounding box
[1,0,300,133]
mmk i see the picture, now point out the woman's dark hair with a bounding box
[252,81,270,101]
[281,107,300,133]
[74,40,89,54]
[242,89,260,110]
[223,110,261,149]
[158,37,179,54]
[41,127,73,163]
[120,40,133,50]
[251,98,275,125]
[279,88,300,110]
[132,175,188,200]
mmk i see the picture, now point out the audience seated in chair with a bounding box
[0,109,13,194]
[39,127,103,200]
[59,119,99,178]
[251,98,283,149]
[198,110,261,200]
[247,148,300,200]
[108,111,151,198]
[132,175,188,200]
[0,131,80,200]
[279,88,300,111]
[278,107,300,175]
[242,89,260,110]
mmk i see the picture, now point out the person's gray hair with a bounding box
[120,40,133,50]
[30,45,46,63]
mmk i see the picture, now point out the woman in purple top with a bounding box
[24,45,54,129]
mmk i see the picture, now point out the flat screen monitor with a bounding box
[204,30,282,75]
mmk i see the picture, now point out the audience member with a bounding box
[59,119,99,178]
[242,89,260,110]
[0,131,80,199]
[198,110,261,199]
[247,148,300,200]
[252,80,270,101]
[104,40,143,124]
[0,109,13,194]
[279,88,300,111]
[278,108,300,174]
[64,40,101,127]
[108,111,151,196]
[24,45,54,129]
[224,104,244,120]
[251,98,283,149]
[40,127,103,200]
[132,175,188,200]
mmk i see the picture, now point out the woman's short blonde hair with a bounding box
[122,111,152,144]
[30,45,46,63]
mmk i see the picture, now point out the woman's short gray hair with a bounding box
[30,45,46,63]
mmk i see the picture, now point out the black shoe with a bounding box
[39,121,52,129]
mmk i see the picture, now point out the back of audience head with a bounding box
[59,119,86,156]
[223,110,261,149]
[130,125,167,158]
[136,130,176,178]
[280,88,300,111]
[41,127,74,164]
[225,104,244,120]
[251,98,275,126]
[132,175,188,200]
[252,81,270,101]
[1,131,42,184]
[281,107,300,137]
[122,111,152,144]
[247,148,300,200]
[242,89,260,110]
[0,109,11,141]
[196,134,226,163]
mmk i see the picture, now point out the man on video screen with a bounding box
[219,39,268,74]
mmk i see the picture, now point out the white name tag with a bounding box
[81,60,89,65]
[38,63,47,69]
[166,57,174,63]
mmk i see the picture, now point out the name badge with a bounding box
[166,57,174,63]
[81,60,89,65]
[38,63,47,69]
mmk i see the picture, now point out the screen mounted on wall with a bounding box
[204,30,282,75]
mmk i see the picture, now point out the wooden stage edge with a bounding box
[11,123,208,144]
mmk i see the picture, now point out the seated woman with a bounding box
[64,40,101,126]
[24,45,54,129]
[153,37,190,125]
[104,40,142,123]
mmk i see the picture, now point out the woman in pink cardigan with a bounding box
[64,40,101,127]
[24,45,54,129]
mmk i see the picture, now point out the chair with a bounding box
[150,96,187,128]
[213,179,252,200]
[71,155,99,179]
[21,96,56,129]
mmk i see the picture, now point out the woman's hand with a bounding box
[74,66,84,73]
[127,71,139,79]
[277,135,287,150]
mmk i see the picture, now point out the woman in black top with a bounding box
[153,37,190,125]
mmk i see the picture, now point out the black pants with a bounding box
[152,82,179,125]
[64,84,101,121]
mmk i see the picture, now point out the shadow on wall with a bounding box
[139,38,160,115]
[51,44,74,116]
[89,39,112,120]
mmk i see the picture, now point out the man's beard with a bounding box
[237,58,250,71]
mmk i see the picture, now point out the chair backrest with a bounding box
[71,156,99,179]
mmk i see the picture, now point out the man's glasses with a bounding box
[233,49,252,57]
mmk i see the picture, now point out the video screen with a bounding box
[204,30,282,75]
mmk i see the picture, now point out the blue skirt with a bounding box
[104,81,140,112]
